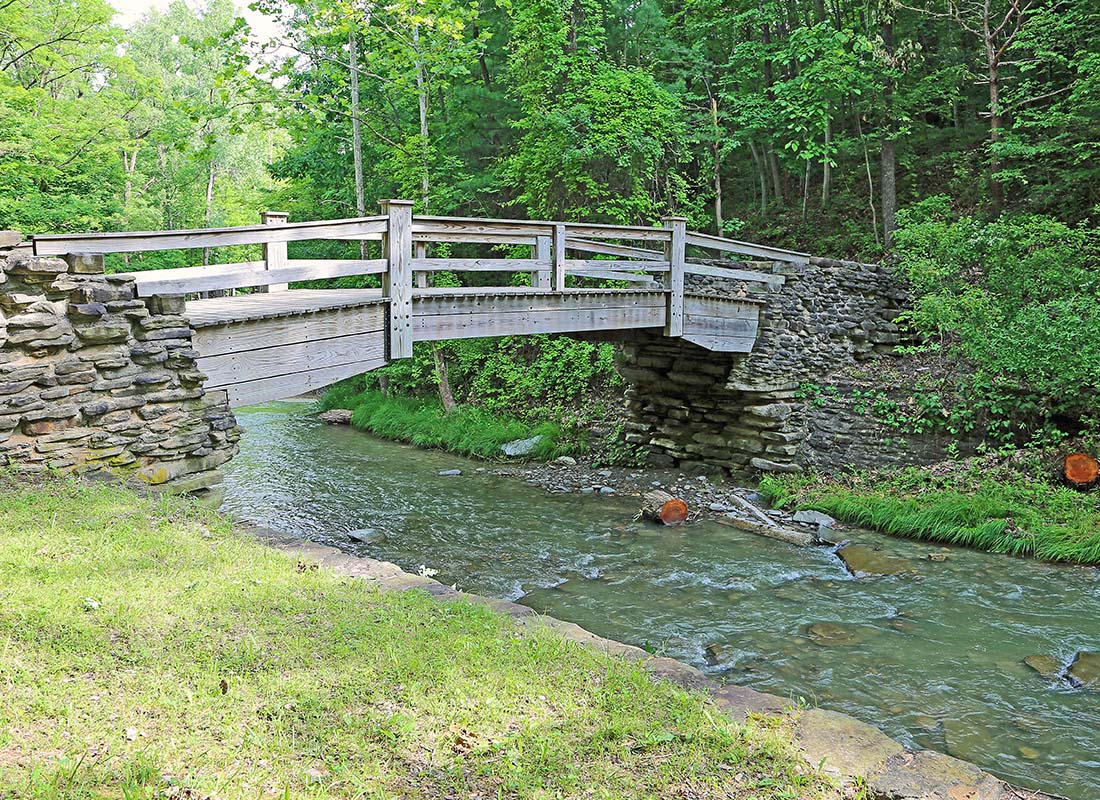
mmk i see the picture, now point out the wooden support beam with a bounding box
[534,235,551,289]
[662,215,687,337]
[381,199,414,360]
[552,224,567,292]
[260,211,289,292]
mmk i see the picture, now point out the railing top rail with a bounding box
[685,231,810,264]
[31,216,388,256]
[29,208,814,268]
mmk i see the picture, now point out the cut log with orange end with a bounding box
[640,490,689,525]
[1063,452,1099,490]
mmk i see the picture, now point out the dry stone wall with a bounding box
[0,233,240,495]
[618,258,917,474]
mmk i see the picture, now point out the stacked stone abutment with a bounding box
[0,233,240,495]
[617,258,907,475]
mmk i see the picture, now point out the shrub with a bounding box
[893,198,1100,436]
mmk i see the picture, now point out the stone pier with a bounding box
[617,258,910,474]
[0,233,240,496]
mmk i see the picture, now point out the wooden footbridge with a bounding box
[31,200,808,408]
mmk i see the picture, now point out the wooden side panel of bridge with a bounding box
[32,201,804,409]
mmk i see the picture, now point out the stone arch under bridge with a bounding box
[0,203,903,494]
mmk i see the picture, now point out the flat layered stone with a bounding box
[796,708,904,779]
[866,750,1001,800]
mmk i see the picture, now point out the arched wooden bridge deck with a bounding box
[31,201,806,408]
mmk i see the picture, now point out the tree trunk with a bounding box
[348,27,368,259]
[1064,453,1099,490]
[820,114,831,207]
[880,19,897,248]
[413,25,430,209]
[433,346,457,413]
[748,140,767,214]
[986,55,1004,209]
[640,490,689,525]
[881,138,896,248]
[711,95,723,232]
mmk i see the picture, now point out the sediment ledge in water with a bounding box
[247,523,1064,800]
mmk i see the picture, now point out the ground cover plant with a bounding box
[0,476,838,799]
[761,453,1100,564]
[321,387,574,460]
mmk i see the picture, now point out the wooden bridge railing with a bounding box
[30,200,808,359]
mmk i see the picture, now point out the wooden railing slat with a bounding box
[121,259,387,297]
[685,231,810,264]
[32,216,388,255]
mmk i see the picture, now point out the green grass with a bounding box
[760,455,1100,564]
[322,387,570,460]
[0,477,836,799]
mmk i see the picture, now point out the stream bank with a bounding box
[223,401,1100,799]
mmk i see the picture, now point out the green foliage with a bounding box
[761,457,1100,564]
[327,335,621,421]
[321,388,573,460]
[893,198,1100,434]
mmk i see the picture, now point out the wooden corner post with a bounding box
[260,211,289,292]
[381,199,414,360]
[552,224,567,292]
[662,215,687,337]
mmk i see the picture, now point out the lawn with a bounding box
[0,477,835,799]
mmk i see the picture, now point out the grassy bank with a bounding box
[0,477,835,799]
[761,454,1100,564]
[321,385,572,460]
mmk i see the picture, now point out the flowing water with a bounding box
[223,402,1100,799]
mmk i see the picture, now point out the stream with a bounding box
[222,401,1100,799]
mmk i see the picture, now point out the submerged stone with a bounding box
[1068,651,1100,688]
[1023,654,1064,681]
[837,544,913,577]
[807,621,862,647]
[347,528,385,544]
[438,469,462,476]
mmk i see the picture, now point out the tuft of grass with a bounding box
[761,455,1100,564]
[324,388,575,460]
[0,477,837,800]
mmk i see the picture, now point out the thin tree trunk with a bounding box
[856,114,880,246]
[881,18,897,247]
[202,161,216,268]
[801,161,811,221]
[413,25,430,208]
[348,27,368,258]
[411,26,455,411]
[748,140,768,214]
[433,347,457,413]
[820,114,831,207]
[711,95,723,232]
[881,139,895,248]
[768,149,784,204]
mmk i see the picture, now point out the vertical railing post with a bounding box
[662,215,687,337]
[380,199,414,360]
[552,224,567,292]
[533,234,551,289]
[260,211,289,293]
[414,241,428,289]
